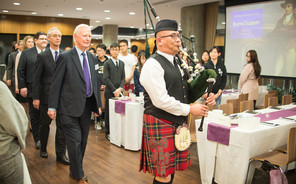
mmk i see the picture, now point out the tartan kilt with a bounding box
[139,114,191,177]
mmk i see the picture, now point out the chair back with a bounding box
[268,97,278,107]
[218,103,233,115]
[240,100,254,112]
[226,99,240,113]
[282,95,293,105]
[287,127,296,163]
[264,92,278,108]
[239,93,249,102]
[100,91,105,112]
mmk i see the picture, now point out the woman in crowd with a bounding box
[200,50,209,66]
[14,35,34,131]
[204,46,227,108]
[238,50,261,109]
[133,50,146,96]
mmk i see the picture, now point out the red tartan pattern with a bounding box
[139,114,191,177]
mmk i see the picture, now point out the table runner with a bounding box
[207,123,238,145]
[115,100,130,115]
[255,108,296,122]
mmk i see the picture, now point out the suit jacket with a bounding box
[17,46,38,98]
[33,48,63,105]
[48,48,102,117]
[6,51,18,82]
[103,58,125,95]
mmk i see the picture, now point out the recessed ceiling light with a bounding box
[91,44,93,46]
[31,12,37,15]
[222,22,226,25]
[129,12,135,15]
[146,24,150,26]
[104,10,110,13]
[76,8,83,11]
[96,20,100,23]
[130,26,135,28]
[3,10,9,13]
[58,14,64,16]
[105,17,111,20]
[13,2,21,6]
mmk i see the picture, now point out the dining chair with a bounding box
[264,92,278,108]
[200,101,216,111]
[245,127,296,183]
[218,103,233,115]
[239,93,249,102]
[268,96,278,107]
[226,98,240,113]
[240,100,254,112]
[282,95,293,105]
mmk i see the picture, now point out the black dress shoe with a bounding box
[105,134,110,141]
[57,155,70,165]
[35,141,41,150]
[40,151,48,158]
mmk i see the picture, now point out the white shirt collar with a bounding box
[75,46,87,56]
[285,13,293,22]
[157,50,174,65]
[36,46,45,54]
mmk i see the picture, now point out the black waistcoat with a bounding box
[144,53,188,126]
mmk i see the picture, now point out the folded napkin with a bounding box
[207,123,238,145]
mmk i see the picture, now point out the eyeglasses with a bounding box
[159,33,180,40]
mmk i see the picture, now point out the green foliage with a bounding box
[267,84,284,104]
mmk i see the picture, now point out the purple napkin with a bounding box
[254,109,296,122]
[207,123,238,145]
[222,90,238,94]
[115,100,130,115]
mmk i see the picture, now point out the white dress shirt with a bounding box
[49,47,59,61]
[140,50,190,116]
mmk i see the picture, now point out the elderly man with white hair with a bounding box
[48,24,102,184]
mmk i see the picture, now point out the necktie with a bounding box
[116,60,119,68]
[54,51,58,62]
[81,53,91,96]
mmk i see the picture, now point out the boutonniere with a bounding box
[218,68,223,76]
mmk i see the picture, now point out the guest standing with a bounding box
[238,50,261,109]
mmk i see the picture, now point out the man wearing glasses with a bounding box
[17,31,48,150]
[139,19,214,184]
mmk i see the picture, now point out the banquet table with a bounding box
[109,99,144,151]
[196,104,296,184]
[221,89,268,108]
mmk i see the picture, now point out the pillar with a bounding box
[103,24,118,47]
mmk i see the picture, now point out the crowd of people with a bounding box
[0,18,263,184]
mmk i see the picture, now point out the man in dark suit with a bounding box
[32,27,69,165]
[103,43,125,140]
[17,32,48,149]
[48,24,102,184]
[6,40,23,97]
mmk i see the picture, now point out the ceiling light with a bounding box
[58,14,63,16]
[31,12,37,15]
[104,10,110,13]
[76,8,83,11]
[91,44,93,46]
[222,22,226,25]
[13,2,20,6]
[3,10,9,13]
[105,17,111,20]
[146,24,149,26]
[96,20,100,23]
[129,12,135,15]
[130,26,135,28]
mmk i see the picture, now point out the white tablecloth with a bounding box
[196,105,296,184]
[220,90,268,108]
[109,99,144,151]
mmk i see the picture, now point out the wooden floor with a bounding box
[23,122,201,184]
